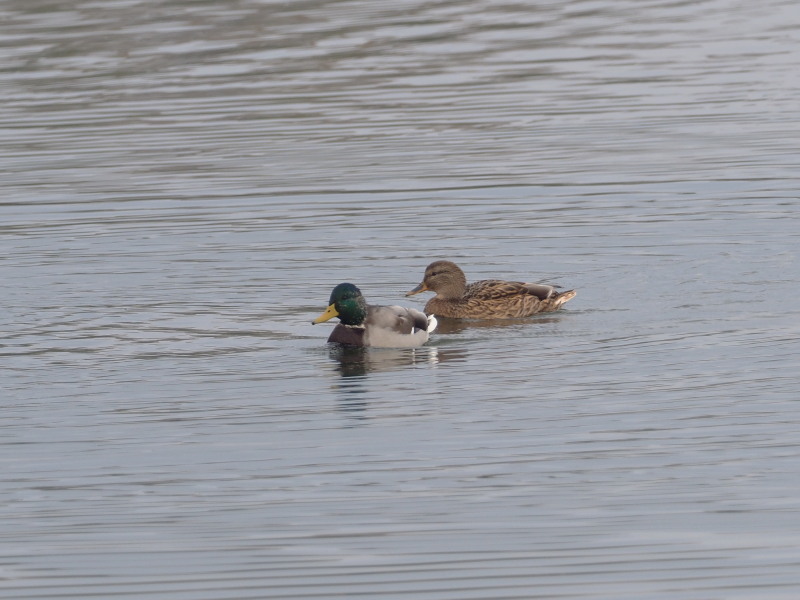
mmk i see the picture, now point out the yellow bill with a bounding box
[312,303,339,324]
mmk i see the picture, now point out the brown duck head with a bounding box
[406,260,468,300]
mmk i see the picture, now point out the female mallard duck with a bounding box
[406,260,576,319]
[313,283,437,347]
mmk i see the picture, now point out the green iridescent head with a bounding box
[312,283,368,326]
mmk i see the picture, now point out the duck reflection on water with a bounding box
[327,344,468,419]
[431,314,570,335]
[328,344,467,378]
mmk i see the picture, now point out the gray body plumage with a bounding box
[328,305,436,348]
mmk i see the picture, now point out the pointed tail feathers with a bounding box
[554,290,576,308]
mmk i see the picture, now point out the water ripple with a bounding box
[3,0,800,598]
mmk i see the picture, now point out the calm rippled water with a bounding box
[2,0,799,598]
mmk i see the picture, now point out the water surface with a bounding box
[2,0,799,598]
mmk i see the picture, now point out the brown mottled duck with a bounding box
[406,260,576,319]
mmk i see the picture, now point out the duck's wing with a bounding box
[467,279,558,301]
[363,305,435,348]
[366,305,431,333]
[521,282,559,300]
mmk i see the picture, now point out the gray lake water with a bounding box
[3,0,800,598]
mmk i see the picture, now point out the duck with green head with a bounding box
[313,283,437,347]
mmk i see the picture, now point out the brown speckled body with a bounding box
[407,260,576,319]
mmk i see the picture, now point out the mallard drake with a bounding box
[406,260,576,319]
[313,282,437,347]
